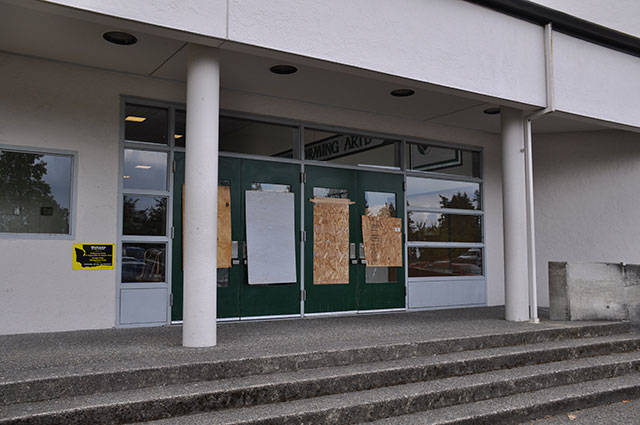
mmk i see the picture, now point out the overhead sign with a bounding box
[304,134,391,161]
[73,243,115,270]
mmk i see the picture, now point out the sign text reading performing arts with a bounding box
[304,134,395,161]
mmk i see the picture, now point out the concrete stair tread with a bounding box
[2,321,631,385]
[4,350,640,424]
[139,358,640,425]
[3,332,639,406]
[366,373,640,424]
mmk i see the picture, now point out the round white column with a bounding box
[501,107,530,321]
[183,44,220,347]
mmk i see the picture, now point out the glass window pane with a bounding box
[407,143,480,178]
[365,191,396,217]
[124,104,168,144]
[313,187,349,199]
[0,151,72,234]
[408,212,481,243]
[122,195,167,236]
[122,243,166,282]
[408,247,483,277]
[220,116,298,158]
[406,177,481,210]
[304,129,398,167]
[123,149,167,191]
[174,110,186,148]
[250,183,291,192]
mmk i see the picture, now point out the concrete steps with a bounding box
[0,322,638,425]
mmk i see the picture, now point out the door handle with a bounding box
[231,241,240,265]
[242,241,248,265]
[350,242,357,264]
[359,242,366,265]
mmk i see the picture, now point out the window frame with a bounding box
[0,144,77,240]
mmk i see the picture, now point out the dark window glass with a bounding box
[0,150,72,234]
[313,187,349,199]
[408,247,483,277]
[406,177,481,210]
[174,110,186,147]
[122,243,166,282]
[407,143,480,178]
[408,212,481,243]
[124,104,168,144]
[220,116,297,158]
[123,149,167,191]
[122,195,167,236]
[250,183,291,192]
[304,129,398,167]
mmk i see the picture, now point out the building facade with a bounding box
[0,0,639,345]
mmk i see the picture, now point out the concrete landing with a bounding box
[0,306,625,383]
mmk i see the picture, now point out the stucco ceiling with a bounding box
[0,1,606,134]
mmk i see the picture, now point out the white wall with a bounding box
[533,129,640,307]
[0,52,185,335]
[0,51,505,335]
[553,33,640,129]
[531,0,640,38]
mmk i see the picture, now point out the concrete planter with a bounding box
[549,262,640,323]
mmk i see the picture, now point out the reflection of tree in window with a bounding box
[0,152,69,233]
[123,196,166,236]
[408,191,480,243]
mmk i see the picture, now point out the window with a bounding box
[406,176,484,278]
[0,148,74,235]
[406,142,480,178]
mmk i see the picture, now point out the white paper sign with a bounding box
[245,190,297,285]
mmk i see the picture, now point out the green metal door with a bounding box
[304,166,359,313]
[171,155,242,321]
[355,170,405,310]
[239,159,301,317]
[304,166,405,313]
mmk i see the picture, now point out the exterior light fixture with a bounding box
[483,107,501,115]
[125,116,146,122]
[390,89,415,97]
[103,31,138,46]
[270,65,298,75]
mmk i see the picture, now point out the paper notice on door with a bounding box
[311,197,353,284]
[361,215,403,267]
[217,186,232,269]
[245,190,297,284]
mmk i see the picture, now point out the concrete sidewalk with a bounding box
[0,306,619,383]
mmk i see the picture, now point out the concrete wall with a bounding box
[531,0,640,38]
[0,51,505,334]
[533,129,640,307]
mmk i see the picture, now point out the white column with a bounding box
[501,107,529,321]
[183,44,219,347]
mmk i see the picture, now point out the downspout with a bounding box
[524,23,555,323]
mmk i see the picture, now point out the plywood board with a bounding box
[182,185,232,269]
[245,190,297,285]
[361,215,403,267]
[313,198,351,284]
[217,186,232,269]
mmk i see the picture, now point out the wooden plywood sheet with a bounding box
[361,215,403,267]
[312,197,351,284]
[182,185,232,269]
[217,186,232,269]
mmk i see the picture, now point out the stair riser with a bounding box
[2,323,632,406]
[4,360,639,425]
[443,387,640,425]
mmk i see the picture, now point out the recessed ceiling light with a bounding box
[125,116,146,122]
[174,134,184,139]
[135,165,151,169]
[390,89,415,97]
[123,176,130,179]
[103,31,138,46]
[270,65,298,75]
[483,107,501,115]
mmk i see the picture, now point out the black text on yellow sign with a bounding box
[73,243,115,270]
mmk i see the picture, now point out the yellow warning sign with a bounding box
[73,243,115,270]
